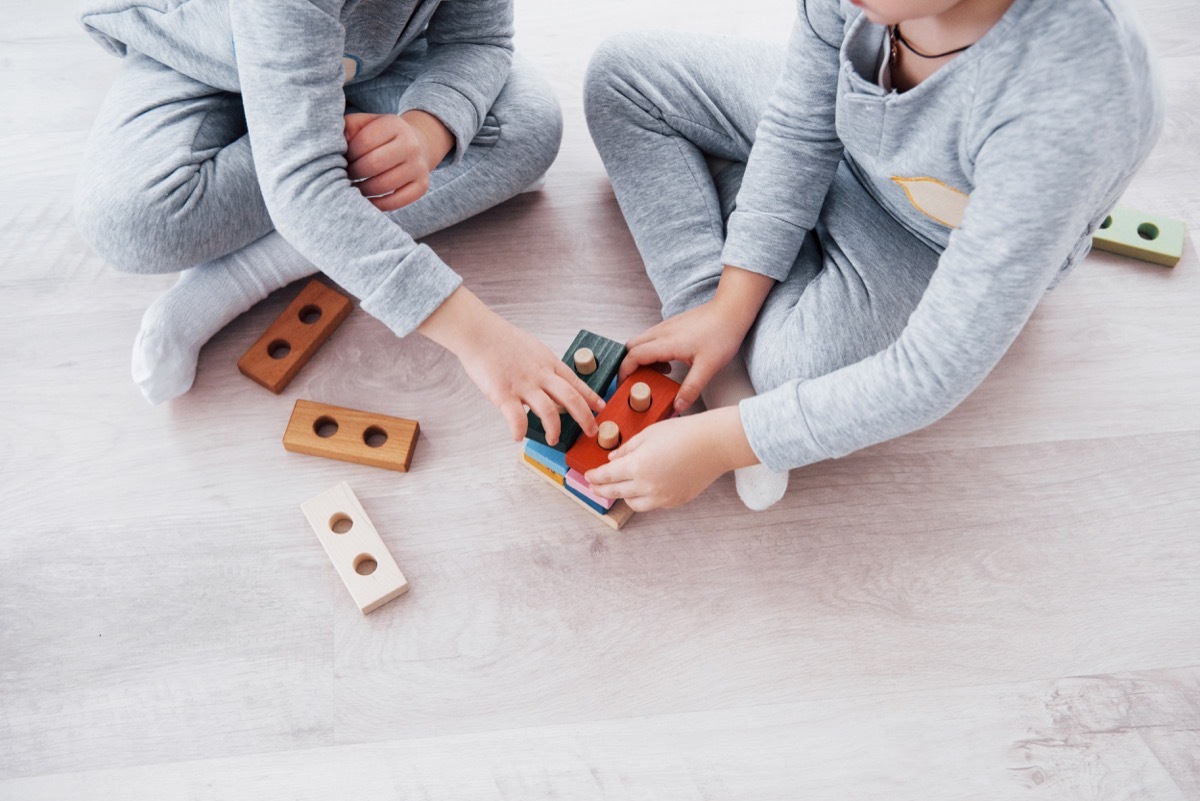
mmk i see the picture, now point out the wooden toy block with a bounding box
[238,279,353,393]
[283,399,419,472]
[519,455,634,530]
[522,452,565,486]
[524,439,568,477]
[526,330,627,453]
[1092,206,1186,267]
[300,482,408,614]
[566,468,615,510]
[566,367,681,475]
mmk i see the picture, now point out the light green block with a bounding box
[1092,205,1186,267]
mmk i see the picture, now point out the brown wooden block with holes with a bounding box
[283,400,420,472]
[238,279,353,393]
[300,482,408,614]
[565,367,680,475]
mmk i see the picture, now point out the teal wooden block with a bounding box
[526,330,626,452]
[1092,205,1186,267]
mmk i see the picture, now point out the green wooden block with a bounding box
[525,330,626,453]
[1092,205,1186,267]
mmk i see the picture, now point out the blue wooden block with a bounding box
[524,438,568,477]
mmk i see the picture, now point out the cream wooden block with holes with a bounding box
[300,483,409,614]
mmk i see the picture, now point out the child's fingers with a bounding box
[589,479,636,500]
[370,177,431,212]
[345,116,399,162]
[545,373,598,438]
[619,339,680,382]
[526,392,562,446]
[554,361,605,413]
[674,356,718,413]
[357,162,420,196]
[499,399,528,442]
[342,112,377,143]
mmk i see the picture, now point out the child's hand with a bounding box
[619,266,776,414]
[619,301,747,415]
[418,287,605,446]
[584,407,757,511]
[344,110,454,212]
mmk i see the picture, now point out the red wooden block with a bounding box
[565,367,680,474]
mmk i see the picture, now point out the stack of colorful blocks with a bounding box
[519,330,681,530]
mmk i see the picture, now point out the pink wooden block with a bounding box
[566,468,615,510]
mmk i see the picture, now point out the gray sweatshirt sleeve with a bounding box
[396,0,514,163]
[739,33,1152,472]
[228,0,466,337]
[720,0,845,281]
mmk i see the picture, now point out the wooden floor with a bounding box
[2,1,1198,798]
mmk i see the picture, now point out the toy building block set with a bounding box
[519,330,682,530]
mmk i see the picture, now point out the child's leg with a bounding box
[585,32,793,509]
[744,166,942,401]
[74,53,272,274]
[116,54,561,402]
[584,31,785,318]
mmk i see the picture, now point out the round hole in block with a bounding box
[573,347,597,376]
[363,425,388,448]
[313,416,339,438]
[354,554,378,575]
[1100,215,1113,230]
[598,420,621,450]
[330,513,353,534]
[298,305,323,325]
[268,339,292,360]
[1137,222,1159,241]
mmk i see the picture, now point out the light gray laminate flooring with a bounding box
[2,1,1198,798]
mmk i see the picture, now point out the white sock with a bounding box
[132,233,316,404]
[701,356,790,511]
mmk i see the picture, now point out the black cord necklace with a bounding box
[889,24,975,61]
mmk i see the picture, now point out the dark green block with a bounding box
[526,330,626,452]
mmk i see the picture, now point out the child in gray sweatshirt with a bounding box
[75,0,603,446]
[582,0,1163,510]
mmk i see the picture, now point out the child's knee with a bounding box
[496,61,564,179]
[583,32,656,130]
[74,168,198,274]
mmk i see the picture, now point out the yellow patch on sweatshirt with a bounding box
[891,176,969,229]
[342,56,359,83]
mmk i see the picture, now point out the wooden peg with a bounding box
[300,482,408,614]
[597,421,621,450]
[573,347,598,376]
[283,400,419,472]
[238,279,352,393]
[629,381,652,412]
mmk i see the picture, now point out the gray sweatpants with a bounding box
[75,43,561,279]
[583,31,941,397]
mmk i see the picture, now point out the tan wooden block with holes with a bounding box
[238,279,353,393]
[300,482,408,614]
[283,400,420,472]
